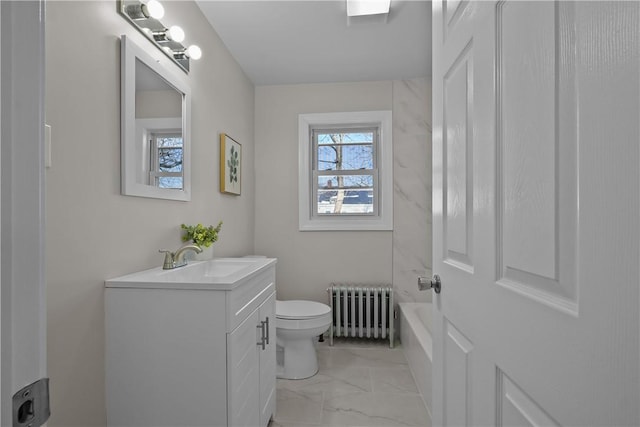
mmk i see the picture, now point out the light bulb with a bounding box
[144,0,164,20]
[187,45,202,60]
[167,25,185,43]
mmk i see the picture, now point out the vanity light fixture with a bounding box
[172,45,201,61]
[153,25,185,43]
[186,45,202,60]
[118,0,202,73]
[124,0,164,20]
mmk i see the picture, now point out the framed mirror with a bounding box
[121,35,191,201]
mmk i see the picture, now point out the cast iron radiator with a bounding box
[327,284,394,348]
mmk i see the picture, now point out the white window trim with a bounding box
[298,110,393,231]
[135,117,181,186]
[149,131,183,188]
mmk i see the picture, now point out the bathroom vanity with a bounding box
[105,258,277,427]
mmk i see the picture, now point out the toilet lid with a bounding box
[276,300,331,320]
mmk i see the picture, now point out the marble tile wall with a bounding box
[392,78,433,304]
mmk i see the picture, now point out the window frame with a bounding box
[312,125,378,217]
[298,111,393,231]
[149,130,184,189]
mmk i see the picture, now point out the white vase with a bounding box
[193,245,214,261]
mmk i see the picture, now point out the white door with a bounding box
[432,1,639,425]
[0,1,48,425]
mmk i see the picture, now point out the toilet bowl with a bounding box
[276,300,332,380]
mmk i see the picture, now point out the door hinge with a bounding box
[12,378,50,427]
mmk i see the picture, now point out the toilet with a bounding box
[276,300,332,379]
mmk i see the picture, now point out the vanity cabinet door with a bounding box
[259,292,276,427]
[227,310,260,427]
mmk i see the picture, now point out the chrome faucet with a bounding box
[159,244,203,269]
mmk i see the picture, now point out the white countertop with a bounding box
[105,257,277,290]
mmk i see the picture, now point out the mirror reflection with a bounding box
[121,35,191,201]
[135,59,183,189]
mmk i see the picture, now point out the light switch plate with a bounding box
[44,124,51,168]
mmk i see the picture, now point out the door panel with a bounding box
[443,0,471,43]
[442,319,473,427]
[497,371,560,427]
[496,1,578,313]
[499,1,558,281]
[443,42,474,272]
[432,1,640,426]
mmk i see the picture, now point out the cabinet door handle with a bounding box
[264,317,270,345]
[256,324,266,350]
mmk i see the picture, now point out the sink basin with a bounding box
[202,259,256,277]
[105,257,277,290]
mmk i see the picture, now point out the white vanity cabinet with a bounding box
[105,258,277,427]
[227,292,276,427]
[258,292,276,426]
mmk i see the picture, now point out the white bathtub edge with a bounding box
[399,302,432,419]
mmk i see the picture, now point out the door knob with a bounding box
[418,275,441,294]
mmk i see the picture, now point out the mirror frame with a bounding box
[120,35,192,201]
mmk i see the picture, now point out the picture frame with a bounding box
[220,133,242,195]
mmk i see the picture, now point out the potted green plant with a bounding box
[181,221,222,259]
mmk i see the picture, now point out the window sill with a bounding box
[299,216,393,231]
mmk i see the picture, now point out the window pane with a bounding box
[317,132,373,145]
[317,146,337,170]
[319,175,373,189]
[157,136,183,148]
[158,148,183,172]
[317,145,373,171]
[158,176,183,189]
[317,175,374,215]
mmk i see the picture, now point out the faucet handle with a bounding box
[159,250,174,270]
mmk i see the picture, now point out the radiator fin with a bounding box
[327,284,394,348]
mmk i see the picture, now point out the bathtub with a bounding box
[399,302,432,418]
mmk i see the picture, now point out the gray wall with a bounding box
[254,82,394,303]
[254,79,431,305]
[45,2,255,425]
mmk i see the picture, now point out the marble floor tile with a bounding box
[370,366,420,394]
[319,347,408,369]
[275,389,324,425]
[322,392,430,427]
[278,365,372,394]
[269,420,321,427]
[274,339,431,427]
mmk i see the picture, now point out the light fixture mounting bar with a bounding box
[118,0,192,73]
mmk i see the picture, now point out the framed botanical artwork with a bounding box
[220,133,242,195]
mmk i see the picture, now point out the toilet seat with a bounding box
[276,300,331,320]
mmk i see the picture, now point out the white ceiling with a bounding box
[195,1,431,85]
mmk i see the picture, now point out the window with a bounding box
[150,131,183,189]
[299,111,393,231]
[314,128,377,215]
